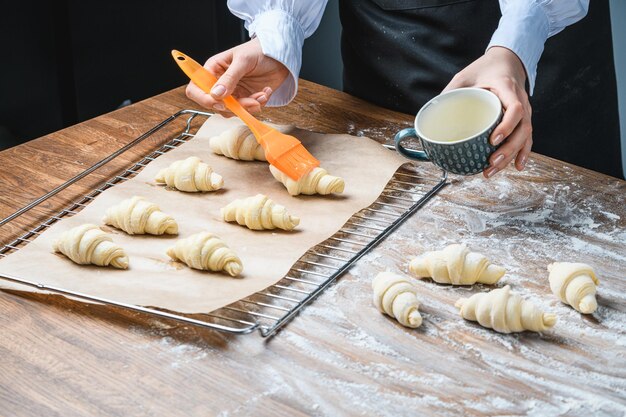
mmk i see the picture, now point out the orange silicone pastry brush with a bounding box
[171,50,319,181]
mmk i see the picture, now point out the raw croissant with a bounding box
[269,165,345,196]
[409,244,505,285]
[455,285,556,333]
[210,125,266,161]
[372,272,423,328]
[166,232,243,277]
[155,156,224,192]
[52,224,129,269]
[221,194,300,231]
[548,262,599,314]
[103,196,178,235]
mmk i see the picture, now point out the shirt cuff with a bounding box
[248,10,305,106]
[487,1,550,95]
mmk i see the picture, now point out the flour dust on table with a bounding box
[314,160,625,415]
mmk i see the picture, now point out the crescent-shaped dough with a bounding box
[548,262,599,314]
[455,285,556,333]
[269,165,345,196]
[209,125,266,161]
[372,272,423,328]
[103,196,178,235]
[221,194,300,231]
[409,244,505,285]
[166,231,243,277]
[155,156,224,192]
[52,224,129,269]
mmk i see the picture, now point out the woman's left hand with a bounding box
[444,46,532,178]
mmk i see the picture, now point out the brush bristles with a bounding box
[272,145,320,180]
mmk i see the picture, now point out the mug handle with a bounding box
[394,128,429,161]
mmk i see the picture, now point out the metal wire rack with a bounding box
[0,109,447,337]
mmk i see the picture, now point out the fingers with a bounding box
[184,50,233,111]
[226,87,272,115]
[488,81,526,147]
[239,90,270,114]
[186,81,232,114]
[237,97,262,114]
[442,71,473,93]
[183,39,274,116]
[484,120,532,178]
[186,81,271,116]
[186,81,213,108]
[482,78,532,178]
[210,55,254,100]
[203,50,230,76]
[515,134,532,171]
[249,87,272,107]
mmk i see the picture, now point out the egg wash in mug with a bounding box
[418,93,498,143]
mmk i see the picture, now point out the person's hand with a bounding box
[443,46,532,178]
[185,38,290,117]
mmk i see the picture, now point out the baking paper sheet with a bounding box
[0,115,407,314]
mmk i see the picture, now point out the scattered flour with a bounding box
[124,168,625,416]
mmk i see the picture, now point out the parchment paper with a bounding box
[0,116,407,314]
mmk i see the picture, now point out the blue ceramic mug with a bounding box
[394,88,503,175]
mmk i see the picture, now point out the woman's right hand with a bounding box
[185,38,290,116]
[444,46,532,178]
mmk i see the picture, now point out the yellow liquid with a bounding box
[418,94,497,143]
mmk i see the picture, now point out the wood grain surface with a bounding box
[0,80,624,417]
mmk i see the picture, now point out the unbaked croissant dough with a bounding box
[210,125,266,161]
[166,231,243,277]
[52,224,129,269]
[548,262,599,314]
[455,285,556,333]
[372,272,423,328]
[269,165,345,196]
[409,244,505,285]
[103,196,178,235]
[155,156,224,192]
[221,194,300,231]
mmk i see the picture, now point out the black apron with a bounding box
[339,0,623,179]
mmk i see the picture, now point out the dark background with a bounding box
[0,1,244,149]
[2,0,624,178]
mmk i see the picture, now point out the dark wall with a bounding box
[1,3,65,148]
[301,0,342,91]
[609,0,626,178]
[0,1,244,148]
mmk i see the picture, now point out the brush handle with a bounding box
[171,50,271,141]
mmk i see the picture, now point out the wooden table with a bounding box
[1,80,625,417]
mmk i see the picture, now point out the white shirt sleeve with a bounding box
[227,0,328,106]
[487,0,590,95]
